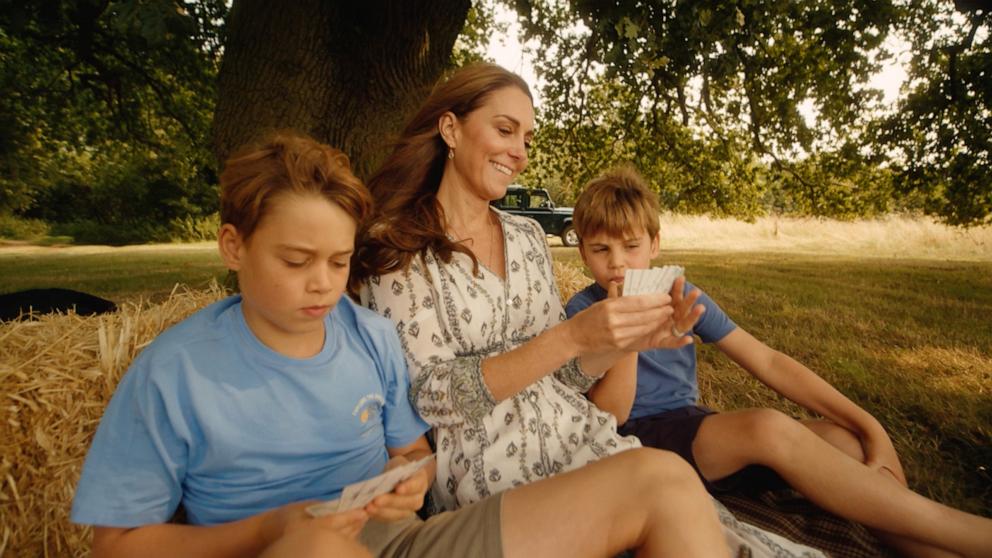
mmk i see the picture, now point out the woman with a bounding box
[354,63,822,557]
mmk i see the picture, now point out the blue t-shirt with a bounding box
[564,281,736,419]
[71,295,429,527]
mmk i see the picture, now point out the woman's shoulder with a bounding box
[493,207,544,237]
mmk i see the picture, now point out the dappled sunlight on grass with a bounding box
[558,250,992,515]
[890,346,991,398]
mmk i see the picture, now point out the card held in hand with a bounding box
[306,454,436,517]
[623,265,685,296]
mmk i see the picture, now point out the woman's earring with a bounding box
[448,148,455,160]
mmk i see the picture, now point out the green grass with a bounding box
[0,246,229,303]
[555,247,992,515]
[4,244,990,515]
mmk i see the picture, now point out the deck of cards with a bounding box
[306,454,435,517]
[623,265,685,296]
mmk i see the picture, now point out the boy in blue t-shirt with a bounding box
[564,166,992,558]
[72,134,737,558]
[70,133,495,558]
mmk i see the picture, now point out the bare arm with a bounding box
[715,328,905,479]
[587,352,638,424]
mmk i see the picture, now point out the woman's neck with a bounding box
[436,178,491,233]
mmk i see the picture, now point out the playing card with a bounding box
[306,454,435,517]
[623,266,684,296]
[656,265,684,295]
[304,498,340,517]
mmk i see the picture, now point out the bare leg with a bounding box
[801,420,961,557]
[501,447,728,558]
[693,409,992,557]
[259,524,373,558]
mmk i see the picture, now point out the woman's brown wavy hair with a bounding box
[351,63,532,288]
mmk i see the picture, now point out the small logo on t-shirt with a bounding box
[353,393,385,424]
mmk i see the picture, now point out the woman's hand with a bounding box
[365,456,430,521]
[566,290,675,354]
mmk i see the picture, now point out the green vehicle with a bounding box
[492,185,578,247]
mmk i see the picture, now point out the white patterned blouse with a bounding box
[359,210,640,510]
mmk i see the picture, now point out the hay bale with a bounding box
[0,284,226,558]
[553,259,589,304]
[0,262,589,558]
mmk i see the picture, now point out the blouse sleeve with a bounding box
[525,219,601,393]
[555,356,599,393]
[362,260,497,427]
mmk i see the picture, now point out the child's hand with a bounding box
[628,277,705,351]
[863,430,907,486]
[261,501,369,545]
[668,276,705,339]
[365,456,430,521]
[608,280,621,299]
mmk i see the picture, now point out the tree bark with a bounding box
[212,0,471,178]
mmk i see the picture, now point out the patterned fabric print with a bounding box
[360,211,639,510]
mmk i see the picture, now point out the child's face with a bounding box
[578,227,660,291]
[219,192,356,357]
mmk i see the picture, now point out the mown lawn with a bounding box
[0,245,228,303]
[3,244,990,515]
[555,247,992,516]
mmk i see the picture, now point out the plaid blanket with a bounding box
[715,467,895,558]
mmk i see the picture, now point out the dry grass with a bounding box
[0,284,226,558]
[656,214,992,261]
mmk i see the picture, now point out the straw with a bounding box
[0,283,226,558]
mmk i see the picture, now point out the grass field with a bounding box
[2,216,990,515]
[554,248,992,515]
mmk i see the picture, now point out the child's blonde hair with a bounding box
[573,166,660,242]
[219,131,372,241]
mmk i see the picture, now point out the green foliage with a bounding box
[512,0,989,225]
[0,0,224,240]
[877,2,991,226]
[2,0,989,238]
[451,0,506,67]
[524,75,764,219]
[765,144,900,219]
[0,213,49,240]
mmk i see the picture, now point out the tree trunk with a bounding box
[212,0,470,178]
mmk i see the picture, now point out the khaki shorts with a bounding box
[360,493,503,558]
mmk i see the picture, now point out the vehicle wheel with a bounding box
[561,225,579,247]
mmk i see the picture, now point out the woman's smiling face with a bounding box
[445,85,535,202]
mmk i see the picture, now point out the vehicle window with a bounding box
[529,192,551,209]
[503,193,525,208]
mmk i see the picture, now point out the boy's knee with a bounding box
[742,408,802,457]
